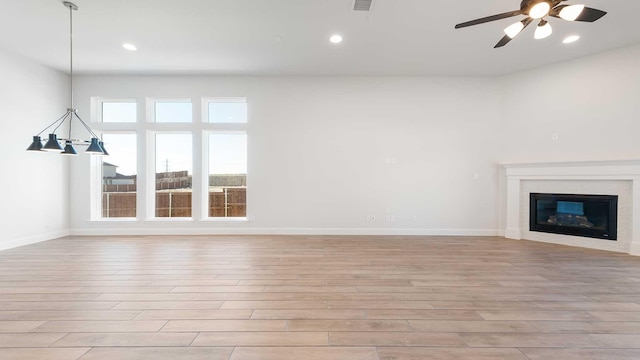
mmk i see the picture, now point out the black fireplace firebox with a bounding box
[530,193,618,241]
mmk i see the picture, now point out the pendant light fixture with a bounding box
[27,1,107,156]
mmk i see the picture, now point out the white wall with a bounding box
[70,76,502,235]
[0,48,70,250]
[500,44,640,163]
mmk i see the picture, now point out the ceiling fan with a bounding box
[455,0,607,48]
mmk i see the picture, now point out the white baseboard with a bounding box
[505,228,522,240]
[0,230,69,252]
[630,242,640,256]
[70,228,502,237]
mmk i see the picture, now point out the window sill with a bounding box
[93,217,137,222]
[147,217,195,222]
[200,217,249,222]
[90,217,249,223]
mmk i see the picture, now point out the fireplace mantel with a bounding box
[502,160,640,256]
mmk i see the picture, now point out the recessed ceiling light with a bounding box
[122,43,137,51]
[563,35,581,44]
[329,34,343,44]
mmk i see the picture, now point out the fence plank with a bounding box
[103,188,245,218]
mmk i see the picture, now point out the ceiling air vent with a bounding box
[353,0,372,11]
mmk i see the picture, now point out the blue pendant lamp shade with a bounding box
[99,141,109,156]
[27,2,108,157]
[61,140,78,155]
[43,133,64,152]
[26,136,44,151]
[86,137,105,154]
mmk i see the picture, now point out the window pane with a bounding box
[208,102,247,123]
[208,133,247,217]
[102,102,136,123]
[155,102,192,123]
[102,134,137,218]
[156,134,192,218]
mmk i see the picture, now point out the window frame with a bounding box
[89,97,248,222]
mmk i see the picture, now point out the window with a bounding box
[208,133,247,217]
[208,101,247,123]
[92,97,247,221]
[154,101,192,123]
[101,134,137,218]
[155,134,192,218]
[102,101,137,123]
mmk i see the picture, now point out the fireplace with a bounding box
[530,193,618,241]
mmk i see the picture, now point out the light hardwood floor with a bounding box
[1,235,640,359]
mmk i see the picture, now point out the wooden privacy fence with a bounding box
[155,192,192,217]
[102,192,136,218]
[103,184,136,192]
[102,188,246,218]
[209,188,247,217]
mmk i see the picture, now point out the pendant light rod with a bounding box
[35,112,70,136]
[63,1,78,109]
[74,112,100,138]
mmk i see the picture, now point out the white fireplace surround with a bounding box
[503,160,640,256]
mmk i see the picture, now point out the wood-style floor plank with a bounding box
[0,234,639,359]
[77,347,232,360]
[0,348,90,360]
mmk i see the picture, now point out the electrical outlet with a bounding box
[366,215,376,221]
[551,133,560,141]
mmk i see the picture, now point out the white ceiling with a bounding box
[1,0,639,76]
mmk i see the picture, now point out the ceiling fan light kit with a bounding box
[559,4,585,21]
[504,21,526,39]
[454,0,607,48]
[529,2,551,19]
[534,20,553,39]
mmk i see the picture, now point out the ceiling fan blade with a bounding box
[455,10,524,29]
[574,7,607,22]
[550,6,607,22]
[494,18,533,48]
[494,35,514,48]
